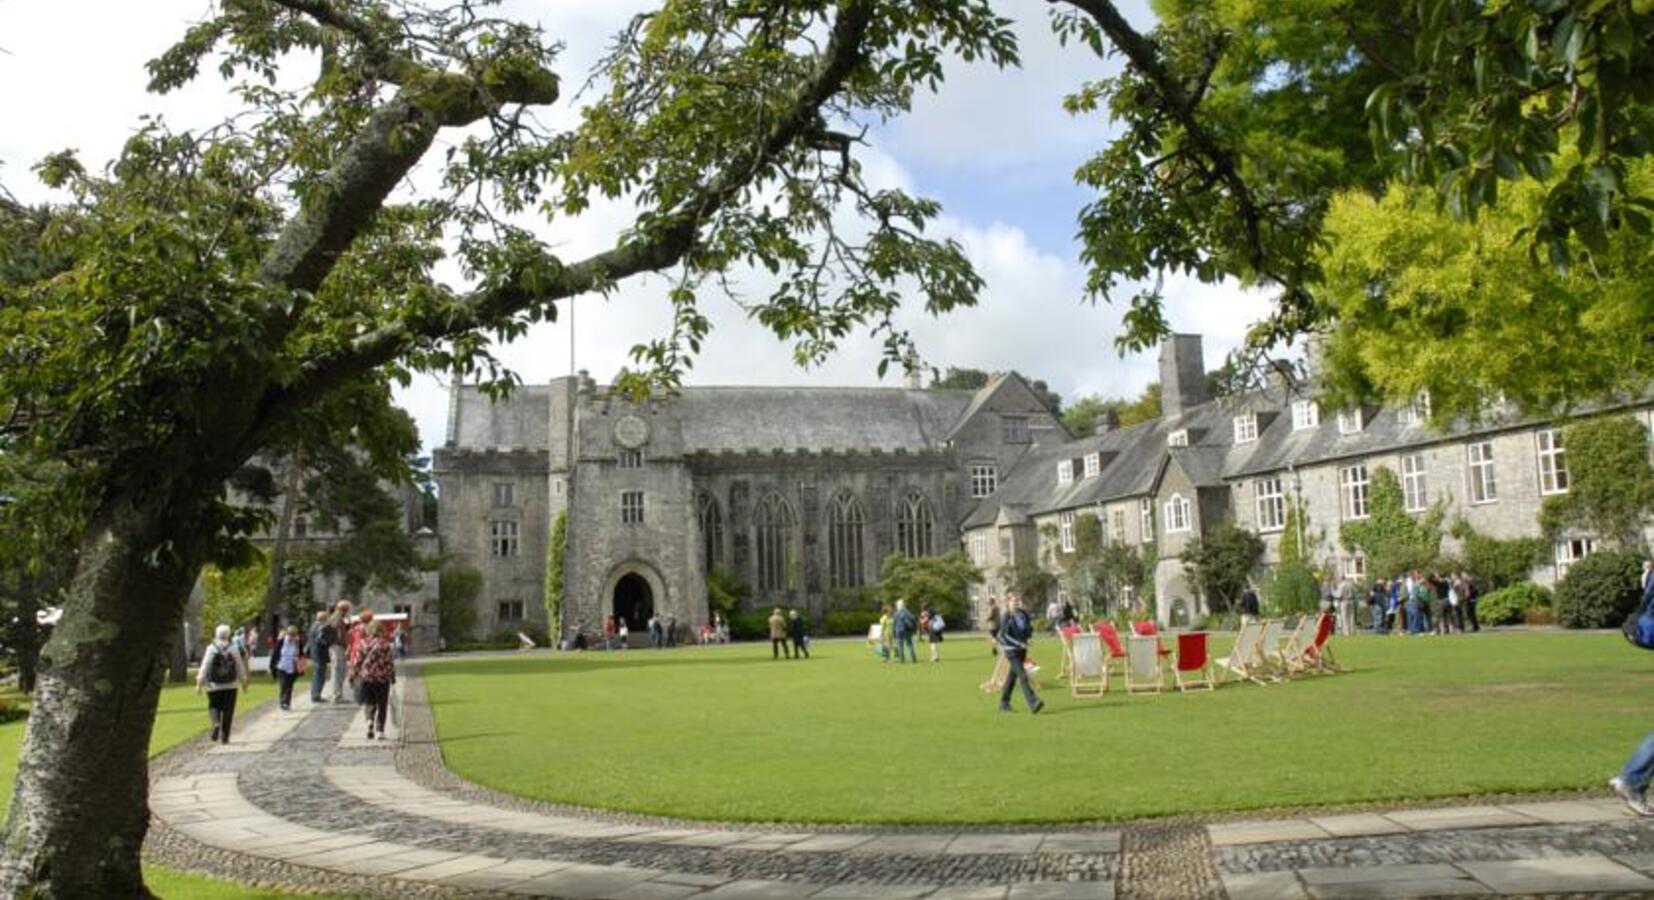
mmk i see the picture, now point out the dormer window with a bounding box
[1398,390,1432,426]
[1083,453,1100,478]
[1167,429,1189,448]
[1233,413,1258,444]
[1337,409,1363,435]
[1292,400,1320,431]
[1057,460,1073,484]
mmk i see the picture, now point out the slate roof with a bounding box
[674,386,975,453]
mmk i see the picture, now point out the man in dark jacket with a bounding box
[996,595,1043,714]
[891,600,919,664]
[787,610,810,659]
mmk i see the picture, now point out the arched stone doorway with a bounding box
[613,573,654,632]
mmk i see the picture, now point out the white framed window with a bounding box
[1110,509,1126,545]
[1292,400,1320,430]
[1164,494,1191,533]
[1398,390,1432,426]
[492,482,515,507]
[1468,440,1498,504]
[1167,429,1189,447]
[489,520,519,557]
[1342,555,1367,580]
[621,490,645,525]
[1255,477,1286,531]
[1057,460,1074,485]
[618,448,644,469]
[497,600,526,622]
[1555,537,1594,572]
[1340,464,1370,520]
[969,464,998,498]
[1401,452,1428,512]
[970,532,987,565]
[1337,409,1363,435]
[1536,428,1568,495]
[1059,510,1076,552]
[1139,497,1154,542]
[1003,416,1030,443]
[1083,453,1101,478]
[1233,413,1258,444]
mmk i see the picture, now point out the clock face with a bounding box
[613,414,650,449]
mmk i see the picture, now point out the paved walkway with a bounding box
[146,665,1654,899]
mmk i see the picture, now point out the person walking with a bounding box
[996,596,1043,714]
[274,625,303,711]
[306,610,333,703]
[877,605,894,662]
[923,604,945,662]
[788,610,810,659]
[891,599,918,664]
[196,625,247,743]
[351,620,397,741]
[768,607,791,659]
[1369,579,1389,633]
[327,601,352,702]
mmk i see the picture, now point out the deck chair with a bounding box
[1096,621,1129,679]
[980,652,1010,693]
[1173,631,1216,691]
[1069,633,1108,698]
[1125,634,1164,694]
[1251,619,1286,682]
[1300,612,1345,673]
[866,623,888,660]
[1131,620,1173,656]
[1057,625,1081,681]
[1271,615,1314,676]
[1216,619,1266,685]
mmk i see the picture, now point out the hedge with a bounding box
[1476,582,1552,627]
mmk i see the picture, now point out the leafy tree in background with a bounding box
[930,367,991,391]
[1051,0,1654,415]
[1450,519,1548,591]
[1181,521,1264,612]
[880,552,981,625]
[0,0,1020,889]
[705,565,752,620]
[1540,415,1654,549]
[544,511,567,640]
[1340,467,1444,578]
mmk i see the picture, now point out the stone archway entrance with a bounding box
[613,573,654,632]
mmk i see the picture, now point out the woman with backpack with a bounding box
[922,603,945,662]
[196,624,247,743]
[351,619,397,740]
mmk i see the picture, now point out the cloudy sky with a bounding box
[0,0,1273,454]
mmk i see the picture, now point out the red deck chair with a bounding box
[1131,620,1173,657]
[1096,622,1128,678]
[1173,631,1216,691]
[1300,612,1344,673]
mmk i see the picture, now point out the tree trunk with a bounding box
[263,450,304,619]
[0,499,202,898]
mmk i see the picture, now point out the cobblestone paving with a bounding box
[141,663,1654,898]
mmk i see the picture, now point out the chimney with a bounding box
[1092,409,1120,435]
[444,370,463,448]
[904,368,923,390]
[1158,334,1208,418]
[1302,333,1328,389]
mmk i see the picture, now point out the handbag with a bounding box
[1622,593,1654,651]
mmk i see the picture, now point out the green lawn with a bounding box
[0,679,348,899]
[425,632,1654,825]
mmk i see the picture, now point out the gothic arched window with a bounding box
[697,492,723,572]
[895,490,934,558]
[827,492,865,589]
[755,493,795,591]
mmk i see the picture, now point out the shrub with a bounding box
[823,609,880,636]
[728,610,771,640]
[706,566,752,619]
[1525,605,1556,626]
[1193,611,1241,632]
[0,697,28,725]
[1451,520,1547,590]
[1476,583,1552,626]
[1261,560,1321,616]
[438,565,483,643]
[1555,549,1644,629]
[489,625,548,647]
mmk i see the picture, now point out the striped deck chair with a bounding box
[1069,633,1108,698]
[1251,619,1286,682]
[1173,631,1216,691]
[1125,634,1164,694]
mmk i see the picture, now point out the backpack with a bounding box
[1623,595,1654,651]
[207,647,238,684]
[930,613,945,633]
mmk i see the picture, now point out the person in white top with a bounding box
[196,624,248,743]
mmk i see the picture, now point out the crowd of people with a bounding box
[195,600,403,743]
[870,599,946,663]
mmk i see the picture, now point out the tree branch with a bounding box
[254,0,877,433]
[1051,0,1267,272]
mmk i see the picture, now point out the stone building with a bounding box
[962,334,1654,624]
[433,371,1062,640]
